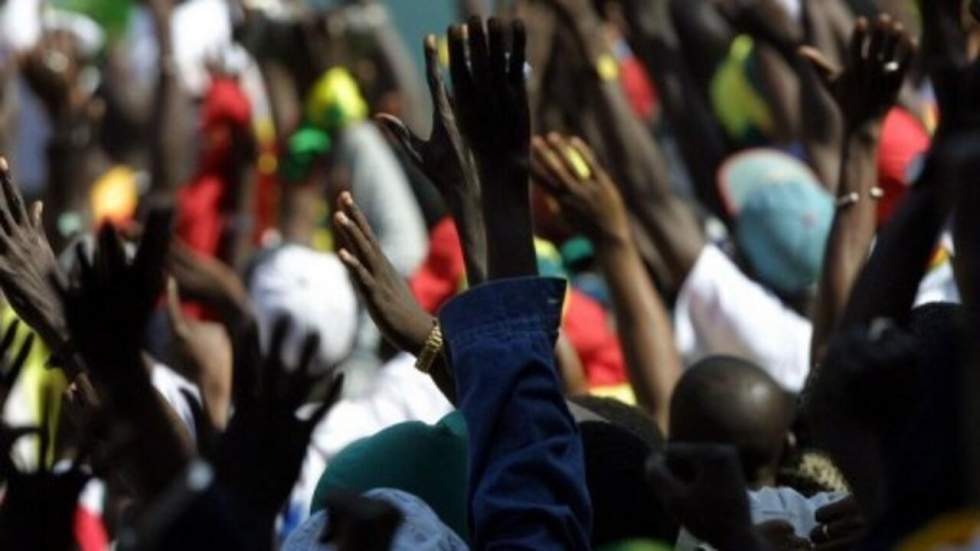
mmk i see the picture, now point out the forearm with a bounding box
[810,130,880,364]
[596,237,681,430]
[479,167,535,280]
[149,14,183,193]
[840,160,949,330]
[444,191,487,286]
[631,32,731,217]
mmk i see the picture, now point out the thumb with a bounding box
[30,201,43,228]
[798,46,840,92]
[375,113,426,167]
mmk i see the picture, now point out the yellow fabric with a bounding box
[305,68,369,132]
[588,383,637,406]
[898,511,980,551]
[90,166,139,226]
[710,35,774,141]
[0,306,63,468]
[596,54,620,82]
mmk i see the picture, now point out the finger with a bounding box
[849,17,869,69]
[547,133,593,181]
[0,157,26,225]
[297,332,320,375]
[466,16,491,87]
[487,18,507,86]
[268,316,292,365]
[338,248,377,290]
[424,34,454,121]
[865,14,892,64]
[508,19,527,86]
[333,211,377,274]
[530,149,564,196]
[374,114,425,167]
[533,135,578,190]
[568,136,610,181]
[448,25,474,101]
[30,201,43,229]
[74,241,96,289]
[880,21,903,65]
[97,223,127,277]
[798,46,840,92]
[304,373,345,430]
[0,161,14,237]
[133,205,175,295]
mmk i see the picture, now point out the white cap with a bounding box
[249,244,358,370]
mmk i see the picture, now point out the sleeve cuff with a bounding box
[439,277,567,356]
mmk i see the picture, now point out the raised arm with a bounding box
[805,16,915,364]
[376,33,486,285]
[531,133,681,431]
[544,0,705,290]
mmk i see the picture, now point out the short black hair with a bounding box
[669,356,795,484]
[568,394,664,449]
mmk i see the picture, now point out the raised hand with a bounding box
[647,444,770,550]
[332,192,433,355]
[449,17,535,280]
[215,317,343,536]
[0,159,69,360]
[530,134,630,245]
[449,17,530,178]
[56,207,173,382]
[376,34,486,284]
[799,15,914,132]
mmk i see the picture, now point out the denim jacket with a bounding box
[441,277,592,550]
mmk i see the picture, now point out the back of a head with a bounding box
[669,356,794,484]
[569,395,665,449]
[579,421,678,546]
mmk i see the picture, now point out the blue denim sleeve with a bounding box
[439,277,592,550]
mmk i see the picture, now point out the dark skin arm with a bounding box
[547,0,704,291]
[147,0,184,193]
[618,0,732,219]
[531,133,681,431]
[448,17,536,280]
[332,192,456,404]
[376,34,486,285]
[55,209,193,500]
[805,16,915,365]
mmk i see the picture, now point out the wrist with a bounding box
[845,120,884,143]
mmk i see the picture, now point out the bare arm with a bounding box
[531,134,681,430]
[807,17,915,365]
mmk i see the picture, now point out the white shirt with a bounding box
[674,244,961,392]
[288,353,453,518]
[676,487,848,550]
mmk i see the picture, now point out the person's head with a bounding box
[669,356,795,486]
[568,394,664,449]
[248,244,358,370]
[717,149,833,302]
[312,412,469,541]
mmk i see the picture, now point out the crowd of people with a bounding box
[0,0,977,549]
